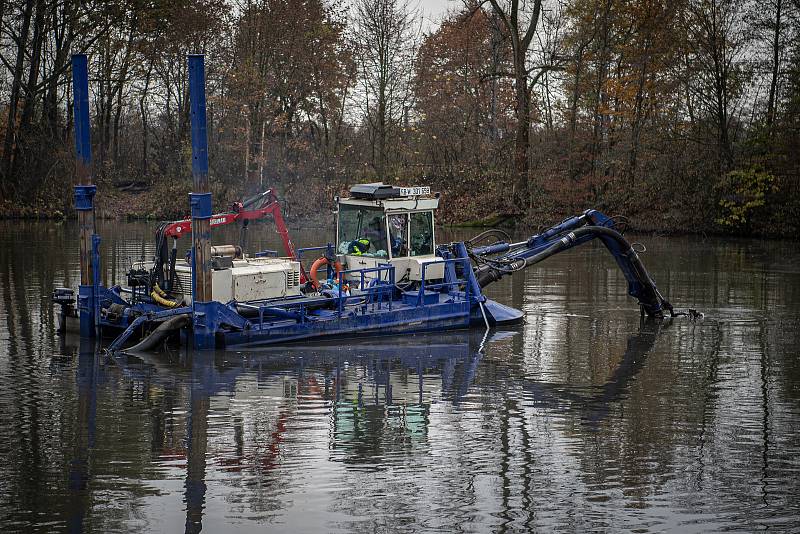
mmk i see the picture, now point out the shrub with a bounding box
[715,167,777,229]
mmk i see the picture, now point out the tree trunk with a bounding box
[766,0,782,134]
[590,0,612,182]
[44,0,74,138]
[1,0,35,196]
[12,0,46,185]
[19,0,46,133]
[513,52,530,206]
[113,91,123,163]
[140,86,150,177]
[487,0,543,210]
[113,15,137,165]
[568,47,585,180]
[628,42,651,183]
[377,86,387,179]
[711,36,733,171]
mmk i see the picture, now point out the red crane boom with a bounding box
[162,189,298,263]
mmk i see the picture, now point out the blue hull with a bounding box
[220,297,522,348]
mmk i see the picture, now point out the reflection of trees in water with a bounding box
[686,315,800,523]
[470,320,665,528]
[478,312,800,530]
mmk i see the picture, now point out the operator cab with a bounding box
[336,183,444,283]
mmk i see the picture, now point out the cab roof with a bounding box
[348,183,437,200]
[340,183,439,211]
[349,183,401,199]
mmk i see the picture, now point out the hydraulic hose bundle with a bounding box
[467,212,687,318]
[150,283,181,308]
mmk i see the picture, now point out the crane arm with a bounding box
[152,189,307,291]
[469,210,674,317]
[160,189,298,261]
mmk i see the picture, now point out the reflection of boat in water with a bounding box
[117,330,503,400]
[97,331,505,504]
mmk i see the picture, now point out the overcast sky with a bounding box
[345,0,460,32]
[419,0,457,30]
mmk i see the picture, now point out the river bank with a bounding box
[1,179,797,239]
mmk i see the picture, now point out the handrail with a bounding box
[233,256,476,329]
[419,257,472,306]
[297,244,336,280]
[336,264,396,315]
[239,298,328,327]
[296,245,330,268]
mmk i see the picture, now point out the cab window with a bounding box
[337,204,388,257]
[388,213,409,257]
[410,211,434,256]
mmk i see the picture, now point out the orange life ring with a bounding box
[309,257,344,290]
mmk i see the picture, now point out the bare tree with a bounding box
[753,0,798,136]
[1,0,35,194]
[684,0,751,171]
[483,0,564,208]
[351,0,420,179]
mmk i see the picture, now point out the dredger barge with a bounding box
[54,54,682,352]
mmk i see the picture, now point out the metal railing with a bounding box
[417,258,472,306]
[237,256,476,328]
[297,245,332,267]
[336,264,396,315]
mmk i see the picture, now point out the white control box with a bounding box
[169,257,302,304]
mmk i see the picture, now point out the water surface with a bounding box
[0,220,798,532]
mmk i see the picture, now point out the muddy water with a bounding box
[0,220,798,532]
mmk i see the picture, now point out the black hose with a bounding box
[167,240,177,291]
[126,314,190,353]
[466,228,512,246]
[474,226,671,316]
[151,221,170,289]
[235,299,333,317]
[239,219,249,251]
[475,240,561,287]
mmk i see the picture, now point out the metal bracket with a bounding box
[74,185,97,211]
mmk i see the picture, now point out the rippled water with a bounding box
[1,220,799,533]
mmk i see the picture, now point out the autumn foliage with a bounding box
[0,0,797,235]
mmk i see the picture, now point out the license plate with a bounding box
[399,186,430,196]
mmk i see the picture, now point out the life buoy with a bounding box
[309,257,344,290]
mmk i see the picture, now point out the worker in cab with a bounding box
[348,238,371,255]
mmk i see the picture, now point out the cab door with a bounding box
[387,210,443,282]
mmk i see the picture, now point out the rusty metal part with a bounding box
[210,245,243,258]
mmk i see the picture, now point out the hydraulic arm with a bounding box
[151,189,304,293]
[160,189,298,259]
[469,210,674,317]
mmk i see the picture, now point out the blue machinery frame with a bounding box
[188,54,216,349]
[72,54,100,338]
